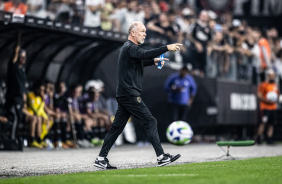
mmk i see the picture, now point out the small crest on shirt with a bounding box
[137,97,141,103]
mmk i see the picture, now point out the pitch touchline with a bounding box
[109,174,198,177]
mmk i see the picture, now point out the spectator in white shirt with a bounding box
[84,0,104,28]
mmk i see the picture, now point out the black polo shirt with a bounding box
[6,61,26,104]
[116,40,168,97]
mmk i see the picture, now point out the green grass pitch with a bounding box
[1,156,282,184]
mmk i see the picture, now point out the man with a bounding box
[188,10,211,77]
[256,69,279,144]
[6,36,26,140]
[84,0,104,28]
[164,66,197,121]
[94,21,182,169]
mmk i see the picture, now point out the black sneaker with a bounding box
[157,153,181,167]
[266,137,274,145]
[256,136,262,145]
[94,158,117,170]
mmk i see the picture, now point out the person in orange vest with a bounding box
[4,0,28,15]
[256,69,279,144]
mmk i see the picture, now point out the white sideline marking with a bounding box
[110,174,198,177]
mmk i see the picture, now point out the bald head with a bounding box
[128,22,144,34]
[128,22,146,45]
[267,69,276,82]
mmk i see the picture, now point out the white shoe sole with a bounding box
[157,154,181,167]
[157,161,171,167]
[94,163,106,169]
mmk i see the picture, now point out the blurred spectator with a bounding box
[109,0,126,32]
[53,81,73,148]
[112,0,144,34]
[241,30,261,85]
[143,3,158,25]
[26,0,48,19]
[45,81,74,148]
[71,0,85,26]
[150,1,161,16]
[53,0,74,24]
[147,12,176,42]
[256,69,279,145]
[68,84,93,148]
[3,0,27,15]
[83,0,104,28]
[44,81,58,121]
[164,66,197,121]
[22,93,43,148]
[256,28,272,82]
[26,82,52,145]
[207,31,231,78]
[101,0,114,31]
[83,86,109,145]
[266,28,278,61]
[187,10,211,78]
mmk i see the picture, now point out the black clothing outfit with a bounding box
[147,22,176,42]
[6,60,26,140]
[99,40,168,157]
[189,22,211,73]
[260,110,277,125]
[116,40,167,97]
[169,103,189,122]
[6,61,26,105]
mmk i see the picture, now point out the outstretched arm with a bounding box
[12,30,21,63]
[128,43,182,59]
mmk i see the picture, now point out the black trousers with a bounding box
[169,103,189,122]
[6,101,23,140]
[99,96,164,157]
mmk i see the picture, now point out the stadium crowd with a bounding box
[0,0,282,84]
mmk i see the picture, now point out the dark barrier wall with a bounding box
[217,80,258,125]
[187,77,217,126]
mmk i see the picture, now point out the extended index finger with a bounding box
[175,43,183,46]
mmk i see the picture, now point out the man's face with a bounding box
[180,70,188,78]
[59,82,66,94]
[159,13,167,22]
[134,23,146,45]
[199,11,209,23]
[37,85,45,97]
[73,86,82,98]
[19,51,26,65]
[252,30,261,40]
[46,83,54,94]
[269,73,275,82]
[128,1,137,12]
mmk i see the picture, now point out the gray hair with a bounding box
[128,22,143,34]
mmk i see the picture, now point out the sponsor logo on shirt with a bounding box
[137,97,141,103]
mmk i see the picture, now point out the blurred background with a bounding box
[0,0,282,150]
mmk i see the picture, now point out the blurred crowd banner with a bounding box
[196,0,282,16]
